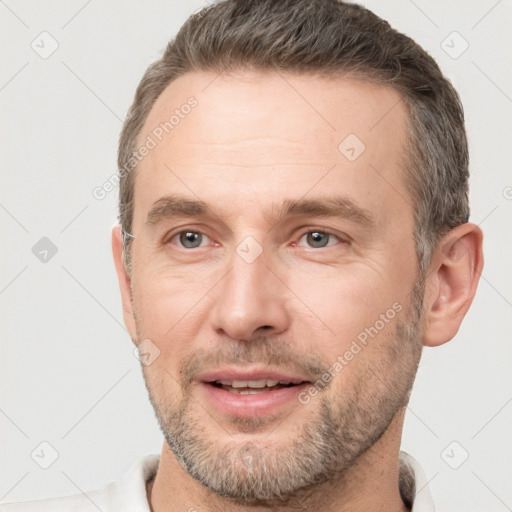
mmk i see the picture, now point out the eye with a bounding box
[170,230,212,249]
[295,230,346,249]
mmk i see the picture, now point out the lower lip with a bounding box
[199,382,309,418]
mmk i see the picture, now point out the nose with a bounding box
[210,242,290,341]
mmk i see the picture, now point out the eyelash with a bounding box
[163,227,349,250]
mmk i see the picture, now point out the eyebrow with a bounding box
[145,195,210,226]
[145,194,375,229]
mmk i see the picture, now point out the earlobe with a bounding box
[111,224,137,338]
[422,223,484,347]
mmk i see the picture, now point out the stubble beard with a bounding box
[136,281,425,507]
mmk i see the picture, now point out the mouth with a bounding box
[197,369,312,418]
[208,378,304,395]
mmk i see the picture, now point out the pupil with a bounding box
[308,231,328,248]
[181,232,201,248]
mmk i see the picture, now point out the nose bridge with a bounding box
[211,237,289,340]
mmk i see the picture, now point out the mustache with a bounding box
[179,337,331,388]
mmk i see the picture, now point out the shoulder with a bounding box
[0,491,101,512]
[0,454,160,512]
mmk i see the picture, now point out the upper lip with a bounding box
[198,366,311,385]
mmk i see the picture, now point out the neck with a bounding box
[148,409,410,512]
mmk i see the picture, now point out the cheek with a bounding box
[141,359,184,410]
[289,264,398,334]
[286,263,412,384]
[131,266,222,382]
[131,262,207,333]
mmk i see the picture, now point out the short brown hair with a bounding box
[118,0,469,274]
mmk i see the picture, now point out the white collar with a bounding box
[399,451,436,511]
[0,451,435,511]
[106,451,434,511]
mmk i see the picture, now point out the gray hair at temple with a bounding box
[117,0,469,276]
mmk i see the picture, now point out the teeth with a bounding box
[216,379,288,388]
[234,389,266,394]
[247,380,266,388]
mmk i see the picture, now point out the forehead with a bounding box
[133,70,411,228]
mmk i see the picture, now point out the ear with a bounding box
[111,224,137,342]
[422,223,484,347]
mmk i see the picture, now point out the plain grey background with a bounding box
[1,1,511,511]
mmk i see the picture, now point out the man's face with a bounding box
[126,71,424,504]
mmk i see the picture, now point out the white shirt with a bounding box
[0,451,435,511]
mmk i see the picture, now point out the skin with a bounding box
[112,71,483,511]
